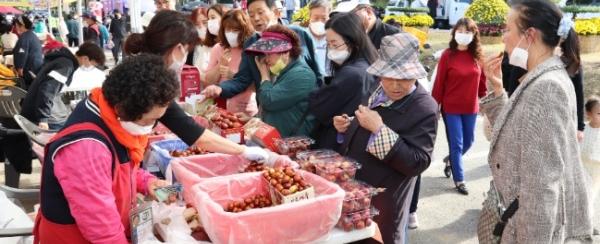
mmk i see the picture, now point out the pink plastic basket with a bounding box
[189,171,344,244]
[170,153,298,203]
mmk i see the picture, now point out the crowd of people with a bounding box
[0,0,598,243]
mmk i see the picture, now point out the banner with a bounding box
[32,0,77,8]
[0,0,32,7]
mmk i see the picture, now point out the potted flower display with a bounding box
[574,18,600,54]
[464,0,509,45]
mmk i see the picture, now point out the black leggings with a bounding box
[410,174,421,213]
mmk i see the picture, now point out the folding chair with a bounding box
[0,86,27,188]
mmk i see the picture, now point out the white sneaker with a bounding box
[408,212,418,229]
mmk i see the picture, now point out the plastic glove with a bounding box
[242,146,270,162]
[266,152,300,169]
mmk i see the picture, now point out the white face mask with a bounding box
[169,45,188,73]
[197,26,207,40]
[80,65,95,72]
[454,32,473,46]
[207,19,220,35]
[309,21,326,36]
[327,48,350,65]
[225,31,239,48]
[509,36,532,71]
[120,121,153,135]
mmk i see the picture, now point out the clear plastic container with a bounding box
[339,180,381,214]
[336,208,380,232]
[273,136,315,158]
[313,157,361,183]
[296,150,341,173]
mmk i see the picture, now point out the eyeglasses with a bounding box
[327,42,346,49]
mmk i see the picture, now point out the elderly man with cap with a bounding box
[332,0,400,49]
[333,33,438,244]
[82,12,100,45]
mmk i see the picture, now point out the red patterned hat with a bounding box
[245,31,293,55]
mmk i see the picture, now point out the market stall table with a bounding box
[315,224,378,244]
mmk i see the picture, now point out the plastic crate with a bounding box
[146,139,189,175]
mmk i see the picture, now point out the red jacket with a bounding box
[432,49,487,114]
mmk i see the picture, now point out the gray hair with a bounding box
[308,0,332,11]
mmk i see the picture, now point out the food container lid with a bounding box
[313,156,362,171]
[296,149,341,161]
[339,180,385,200]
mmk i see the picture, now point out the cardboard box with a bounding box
[212,126,245,144]
[179,65,202,101]
[264,177,315,205]
[244,118,281,151]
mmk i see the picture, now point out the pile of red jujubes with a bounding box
[210,111,244,130]
[263,166,311,196]
[224,194,273,213]
[336,180,383,232]
[273,137,314,158]
[169,146,209,157]
[337,208,379,232]
[339,181,383,213]
[296,150,340,173]
[242,161,266,173]
[313,157,361,183]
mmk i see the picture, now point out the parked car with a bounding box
[385,0,471,29]
[435,0,471,28]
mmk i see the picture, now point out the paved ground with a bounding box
[410,117,600,243]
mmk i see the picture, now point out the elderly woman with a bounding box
[246,24,317,137]
[34,55,175,243]
[334,33,438,244]
[481,0,592,242]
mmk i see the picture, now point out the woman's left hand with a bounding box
[254,56,270,81]
[147,179,169,200]
[355,105,384,133]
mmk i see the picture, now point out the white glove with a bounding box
[241,146,270,163]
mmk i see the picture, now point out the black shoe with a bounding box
[456,183,469,195]
[443,155,450,164]
[444,164,452,178]
[443,155,451,178]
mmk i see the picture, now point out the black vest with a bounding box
[41,99,130,224]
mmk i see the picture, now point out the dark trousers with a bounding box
[112,37,124,63]
[68,37,79,47]
[409,174,421,213]
[287,10,294,21]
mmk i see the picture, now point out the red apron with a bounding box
[33,122,137,244]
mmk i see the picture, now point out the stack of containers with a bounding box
[295,149,382,232]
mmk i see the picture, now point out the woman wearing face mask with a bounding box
[123,11,271,166]
[305,0,331,76]
[431,17,486,195]
[480,0,592,242]
[33,55,177,243]
[308,12,377,151]
[13,15,43,88]
[186,6,212,72]
[68,42,106,91]
[69,42,107,91]
[248,24,317,137]
[205,4,228,49]
[333,33,437,244]
[205,9,258,116]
